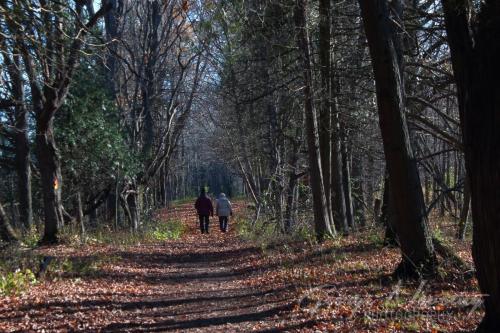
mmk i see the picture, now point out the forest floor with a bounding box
[0,202,483,332]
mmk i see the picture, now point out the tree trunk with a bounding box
[6,52,33,230]
[123,183,141,231]
[76,192,85,240]
[294,0,334,241]
[318,0,333,226]
[284,172,299,233]
[373,198,382,225]
[331,121,348,232]
[457,176,470,240]
[381,173,398,247]
[359,0,436,277]
[352,152,367,228]
[442,1,500,329]
[14,108,33,230]
[331,70,348,233]
[341,133,355,231]
[36,122,64,244]
[285,127,302,233]
[141,0,160,158]
[0,201,18,244]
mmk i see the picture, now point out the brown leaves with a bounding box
[0,202,483,332]
[182,0,189,13]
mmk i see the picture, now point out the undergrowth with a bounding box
[0,247,39,296]
[0,268,37,296]
[236,213,317,250]
[1,217,184,296]
[147,218,184,241]
[54,217,186,246]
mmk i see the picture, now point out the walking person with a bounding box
[216,193,232,232]
[194,188,213,234]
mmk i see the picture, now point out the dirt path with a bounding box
[0,202,297,332]
[2,203,482,332]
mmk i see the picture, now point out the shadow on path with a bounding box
[102,304,292,332]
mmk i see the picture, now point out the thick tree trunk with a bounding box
[294,0,334,241]
[442,1,500,330]
[359,0,436,277]
[36,122,64,244]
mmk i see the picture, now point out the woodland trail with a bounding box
[0,202,297,332]
[0,202,482,332]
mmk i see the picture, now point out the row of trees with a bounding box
[0,0,218,242]
[212,0,458,269]
[209,0,498,330]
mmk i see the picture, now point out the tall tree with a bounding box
[442,1,500,330]
[318,0,333,226]
[294,0,334,241]
[319,0,348,233]
[358,0,436,277]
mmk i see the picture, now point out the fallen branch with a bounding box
[432,236,473,274]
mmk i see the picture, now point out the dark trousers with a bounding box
[219,216,228,232]
[199,215,210,233]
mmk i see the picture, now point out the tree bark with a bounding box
[457,176,470,240]
[352,152,367,228]
[14,105,33,230]
[381,173,398,247]
[331,120,348,232]
[359,0,436,277]
[318,0,333,226]
[122,182,141,231]
[294,0,334,241]
[76,192,85,240]
[284,127,302,233]
[36,121,64,244]
[341,132,354,231]
[331,66,348,233]
[0,201,18,244]
[442,1,500,330]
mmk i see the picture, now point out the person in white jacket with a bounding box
[216,193,232,232]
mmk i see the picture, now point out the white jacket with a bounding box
[216,195,232,217]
